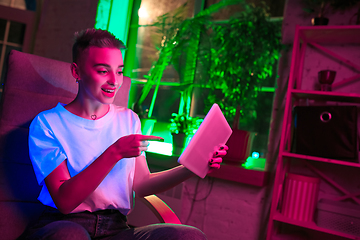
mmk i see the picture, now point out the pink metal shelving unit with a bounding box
[266,25,360,240]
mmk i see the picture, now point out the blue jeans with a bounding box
[24,206,207,240]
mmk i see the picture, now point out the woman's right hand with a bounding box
[112,134,164,159]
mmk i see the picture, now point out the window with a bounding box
[129,0,196,121]
[127,0,283,161]
[0,2,36,93]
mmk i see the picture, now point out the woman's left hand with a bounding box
[208,145,228,173]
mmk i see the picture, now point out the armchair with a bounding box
[0,50,180,240]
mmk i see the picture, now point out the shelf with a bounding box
[282,152,360,168]
[273,212,357,239]
[298,26,360,44]
[291,89,360,103]
[267,25,360,240]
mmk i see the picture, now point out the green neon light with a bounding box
[107,0,133,46]
[242,157,266,170]
[95,0,133,60]
[147,142,173,156]
[95,0,111,30]
[147,134,194,156]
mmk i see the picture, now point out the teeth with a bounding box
[102,89,114,93]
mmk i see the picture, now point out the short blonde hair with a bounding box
[72,28,126,63]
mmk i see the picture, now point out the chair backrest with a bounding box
[0,50,131,240]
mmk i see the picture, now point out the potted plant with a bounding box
[302,0,360,25]
[169,112,203,155]
[301,0,332,25]
[204,4,281,121]
[202,2,282,163]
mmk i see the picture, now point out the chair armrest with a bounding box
[140,195,181,224]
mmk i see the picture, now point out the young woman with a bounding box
[26,28,227,240]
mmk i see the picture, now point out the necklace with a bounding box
[90,105,109,120]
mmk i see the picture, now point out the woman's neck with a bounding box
[64,99,110,120]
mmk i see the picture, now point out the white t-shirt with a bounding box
[29,103,142,215]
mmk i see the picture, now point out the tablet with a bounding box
[178,104,232,178]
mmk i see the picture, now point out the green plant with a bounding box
[205,2,282,126]
[132,0,282,132]
[132,0,243,119]
[301,0,360,22]
[169,113,203,135]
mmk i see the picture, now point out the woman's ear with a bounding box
[71,63,80,80]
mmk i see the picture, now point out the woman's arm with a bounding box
[133,146,227,198]
[45,134,161,214]
[45,148,119,214]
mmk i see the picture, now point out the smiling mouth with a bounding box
[102,88,115,93]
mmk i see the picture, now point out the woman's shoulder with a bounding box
[33,103,63,121]
[30,103,64,131]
